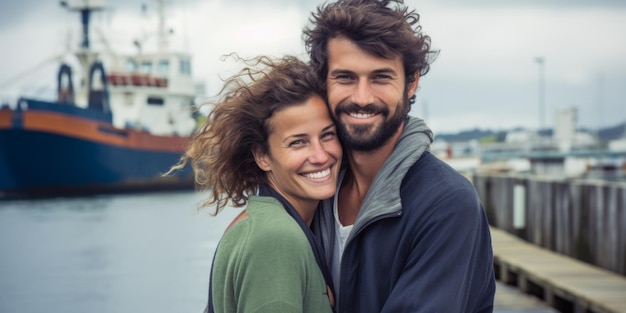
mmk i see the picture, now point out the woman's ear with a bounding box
[252,147,271,172]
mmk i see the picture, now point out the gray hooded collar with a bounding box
[349,116,433,233]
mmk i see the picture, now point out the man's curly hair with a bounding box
[304,0,437,95]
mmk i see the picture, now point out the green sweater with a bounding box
[211,196,334,313]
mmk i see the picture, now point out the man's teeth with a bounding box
[349,112,375,119]
[304,168,331,179]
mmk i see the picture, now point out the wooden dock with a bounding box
[491,227,626,313]
[495,281,559,312]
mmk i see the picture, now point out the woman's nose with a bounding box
[309,141,330,164]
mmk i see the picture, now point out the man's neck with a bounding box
[337,123,404,225]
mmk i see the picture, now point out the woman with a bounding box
[171,56,340,313]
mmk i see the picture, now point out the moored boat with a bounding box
[0,0,199,198]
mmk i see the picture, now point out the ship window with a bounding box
[180,59,191,75]
[158,60,169,76]
[126,60,138,72]
[147,96,164,106]
[140,61,153,74]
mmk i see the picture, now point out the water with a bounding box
[0,191,242,313]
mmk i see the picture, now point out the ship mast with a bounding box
[60,0,105,50]
[156,0,169,53]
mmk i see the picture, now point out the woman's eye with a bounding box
[289,139,305,147]
[322,131,336,139]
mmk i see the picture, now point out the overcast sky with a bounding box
[1,0,625,134]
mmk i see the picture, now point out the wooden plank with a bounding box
[491,227,626,313]
[494,281,558,313]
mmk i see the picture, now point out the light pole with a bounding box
[534,57,545,132]
[597,73,604,132]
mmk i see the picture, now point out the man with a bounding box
[304,0,496,312]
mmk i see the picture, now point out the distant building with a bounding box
[554,107,595,151]
[609,138,626,151]
[437,107,624,180]
[554,107,576,147]
[505,130,538,144]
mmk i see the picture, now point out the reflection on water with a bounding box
[0,191,242,313]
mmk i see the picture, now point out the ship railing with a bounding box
[107,72,168,88]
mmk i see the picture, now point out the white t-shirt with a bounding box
[331,180,353,300]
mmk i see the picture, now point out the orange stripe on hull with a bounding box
[0,110,11,128]
[22,111,190,153]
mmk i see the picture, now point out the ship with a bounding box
[0,0,200,198]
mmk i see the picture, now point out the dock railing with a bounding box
[472,172,626,276]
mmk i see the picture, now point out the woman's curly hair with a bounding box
[168,55,324,214]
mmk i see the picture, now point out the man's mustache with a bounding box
[335,103,389,116]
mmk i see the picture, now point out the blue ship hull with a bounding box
[0,99,193,198]
[0,146,16,190]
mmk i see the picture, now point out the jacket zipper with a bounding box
[338,210,403,311]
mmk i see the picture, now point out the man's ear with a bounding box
[252,147,271,172]
[407,72,420,99]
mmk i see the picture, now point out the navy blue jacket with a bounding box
[312,117,495,312]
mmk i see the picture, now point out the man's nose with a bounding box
[351,80,375,106]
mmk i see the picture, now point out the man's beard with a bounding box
[334,97,408,152]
